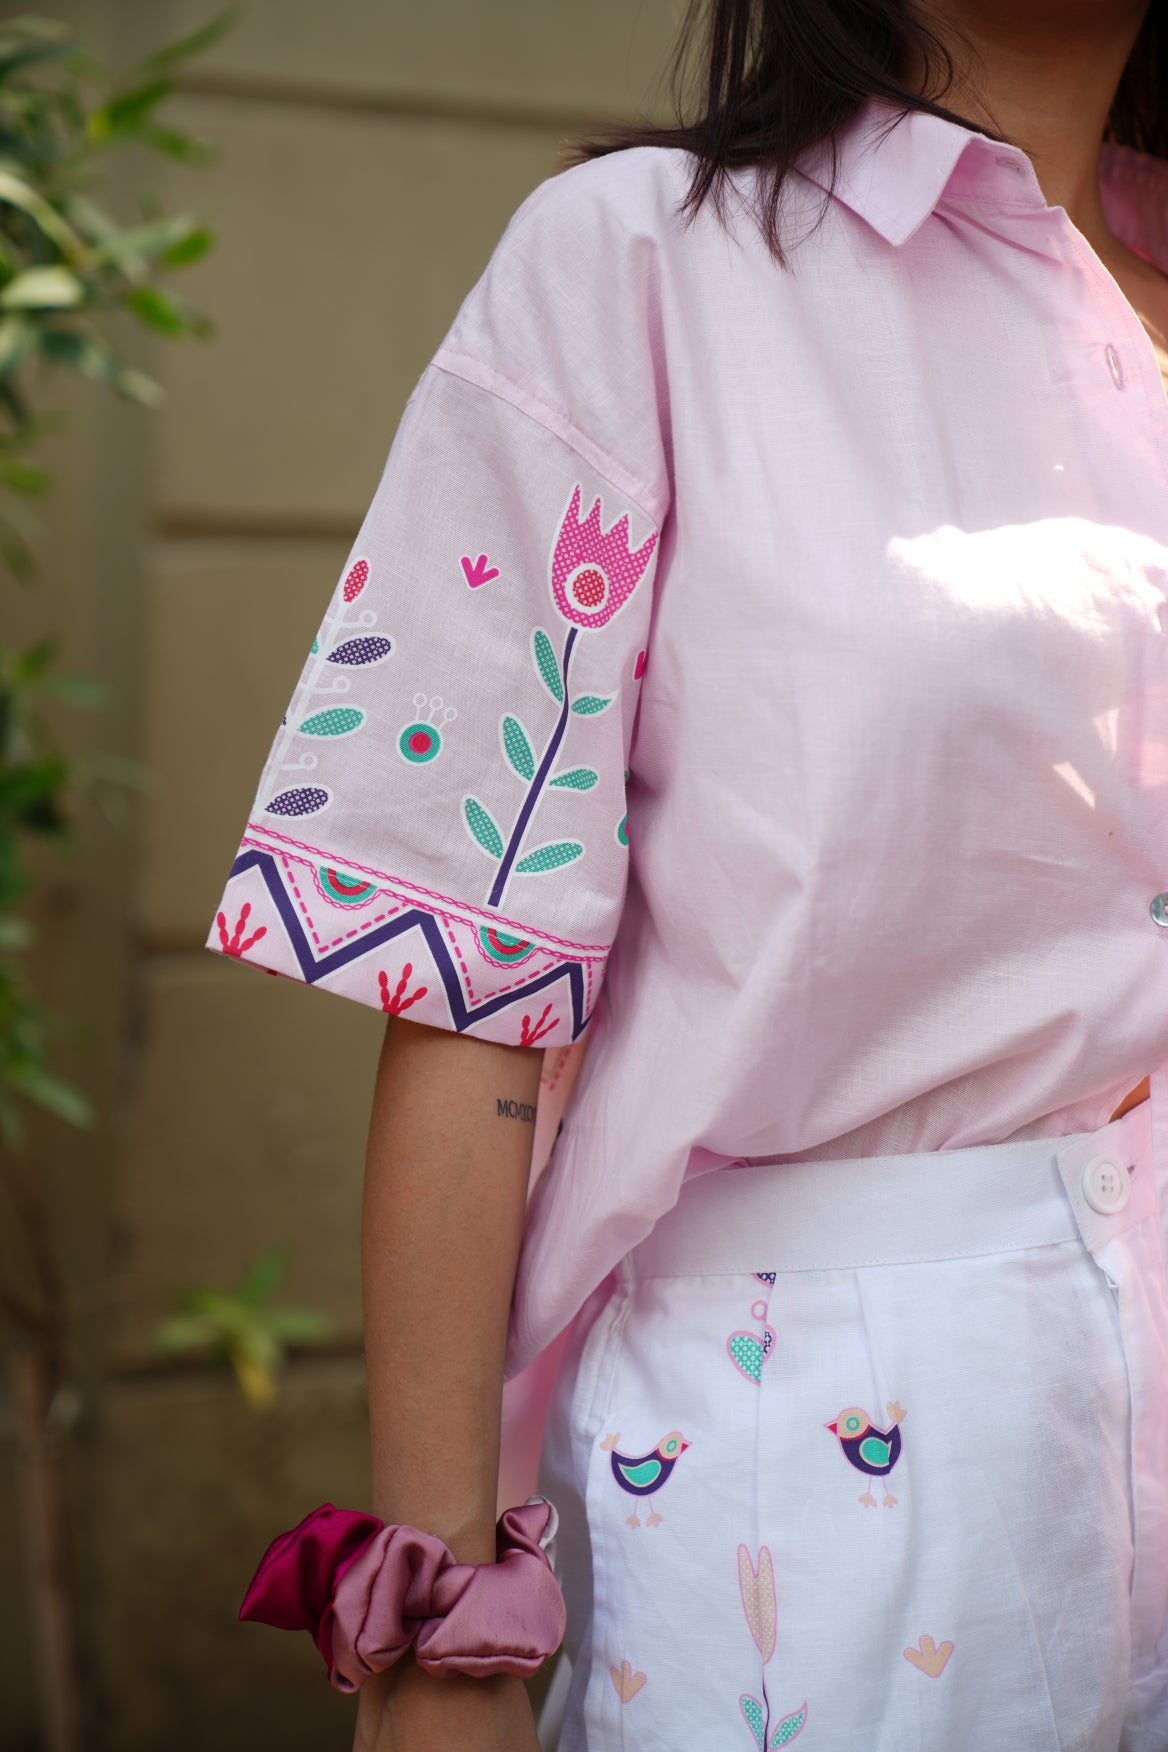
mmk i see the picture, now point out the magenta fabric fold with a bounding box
[238,1496,565,1691]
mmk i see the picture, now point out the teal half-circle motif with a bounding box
[478,925,536,966]
[319,866,379,906]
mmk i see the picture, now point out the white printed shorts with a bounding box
[538,1092,1168,1751]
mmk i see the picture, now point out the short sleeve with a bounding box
[205,155,672,1047]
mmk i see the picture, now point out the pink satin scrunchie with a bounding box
[238,1495,566,1691]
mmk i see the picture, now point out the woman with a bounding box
[212,1,1168,1747]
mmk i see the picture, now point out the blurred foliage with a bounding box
[156,1250,332,1410]
[0,11,326,1415]
[0,8,236,1149]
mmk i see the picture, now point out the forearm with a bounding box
[361,1016,543,1564]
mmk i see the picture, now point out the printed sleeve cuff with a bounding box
[204,823,607,1049]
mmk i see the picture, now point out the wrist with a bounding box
[239,1495,565,1692]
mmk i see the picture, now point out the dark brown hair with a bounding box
[560,0,1165,263]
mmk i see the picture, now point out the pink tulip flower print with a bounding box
[550,485,658,630]
[737,1544,807,1749]
[467,484,658,910]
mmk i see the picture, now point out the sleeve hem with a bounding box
[206,823,608,1049]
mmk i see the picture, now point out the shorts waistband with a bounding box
[626,1097,1155,1278]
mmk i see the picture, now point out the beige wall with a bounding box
[2,3,678,1747]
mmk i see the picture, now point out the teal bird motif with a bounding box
[600,1429,690,1527]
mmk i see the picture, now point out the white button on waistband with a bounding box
[1151,893,1168,927]
[1082,1155,1130,1215]
[1105,343,1124,389]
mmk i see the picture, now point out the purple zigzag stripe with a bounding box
[229,848,590,1039]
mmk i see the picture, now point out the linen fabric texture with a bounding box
[207,100,1168,1378]
[538,1089,1168,1751]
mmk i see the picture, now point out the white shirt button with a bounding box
[1151,893,1168,927]
[1082,1155,1130,1215]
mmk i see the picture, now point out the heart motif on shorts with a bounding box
[609,1659,647,1703]
[727,1326,776,1382]
[903,1635,954,1678]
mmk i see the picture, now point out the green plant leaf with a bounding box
[153,1313,218,1353]
[267,1307,331,1342]
[549,766,598,791]
[15,1068,94,1129]
[0,915,33,950]
[0,456,50,494]
[38,327,163,405]
[137,121,217,167]
[501,714,535,780]
[570,694,614,716]
[0,167,88,260]
[135,7,241,78]
[0,18,73,78]
[238,1248,285,1305]
[464,796,503,859]
[531,628,563,702]
[514,840,584,875]
[1,266,84,310]
[162,223,214,268]
[125,284,212,339]
[87,78,173,145]
[92,213,204,271]
[0,315,35,376]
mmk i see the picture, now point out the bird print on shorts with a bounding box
[825,1402,907,1506]
[601,1429,690,1527]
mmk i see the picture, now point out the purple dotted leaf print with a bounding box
[264,785,331,819]
[326,635,393,667]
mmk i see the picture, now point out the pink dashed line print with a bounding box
[245,825,607,957]
[461,553,500,589]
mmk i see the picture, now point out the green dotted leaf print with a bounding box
[298,706,365,737]
[771,1705,807,1747]
[549,766,599,791]
[501,714,536,781]
[532,628,564,702]
[740,1696,765,1752]
[570,693,613,717]
[464,796,504,860]
[514,840,584,875]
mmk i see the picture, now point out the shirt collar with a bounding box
[800,97,1168,271]
[796,96,1168,272]
[797,98,1044,247]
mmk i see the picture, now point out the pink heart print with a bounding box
[461,552,500,589]
[609,1659,647,1703]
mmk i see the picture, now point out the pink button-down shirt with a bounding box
[208,100,1168,1376]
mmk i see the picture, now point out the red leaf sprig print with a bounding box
[378,963,428,1015]
[217,903,267,958]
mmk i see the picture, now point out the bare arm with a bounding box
[354,1016,545,1752]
